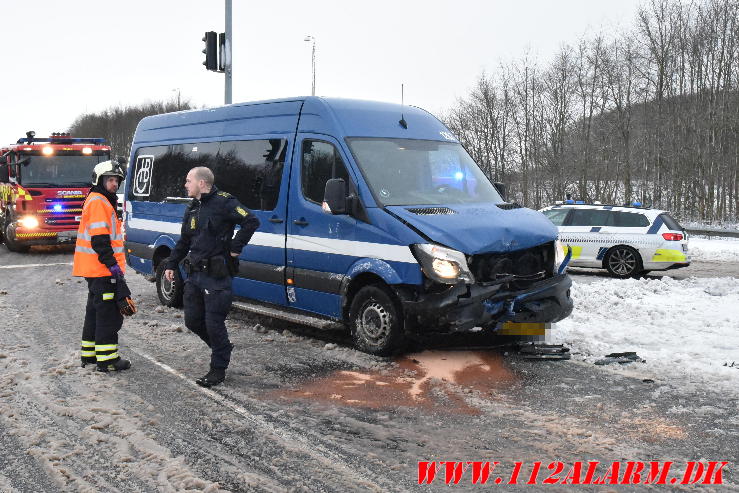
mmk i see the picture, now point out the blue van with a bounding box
[123,97,573,355]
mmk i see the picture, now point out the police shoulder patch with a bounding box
[218,191,231,198]
[235,206,248,216]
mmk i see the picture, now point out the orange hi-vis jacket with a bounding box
[72,192,125,278]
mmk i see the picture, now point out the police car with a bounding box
[539,201,690,278]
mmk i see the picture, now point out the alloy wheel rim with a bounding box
[609,249,636,275]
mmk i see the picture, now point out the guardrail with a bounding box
[686,228,739,238]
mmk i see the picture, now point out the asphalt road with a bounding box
[1,244,737,492]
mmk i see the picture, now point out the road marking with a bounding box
[0,262,73,269]
[133,349,387,491]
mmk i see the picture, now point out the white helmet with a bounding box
[92,160,126,186]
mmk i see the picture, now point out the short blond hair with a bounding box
[191,166,214,187]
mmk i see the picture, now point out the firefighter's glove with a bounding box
[108,264,124,279]
[117,296,137,317]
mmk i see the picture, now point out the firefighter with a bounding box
[73,160,131,372]
[164,166,259,387]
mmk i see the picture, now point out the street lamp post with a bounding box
[304,35,316,96]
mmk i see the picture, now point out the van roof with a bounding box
[132,96,454,147]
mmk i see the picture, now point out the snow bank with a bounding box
[689,236,739,263]
[555,276,739,394]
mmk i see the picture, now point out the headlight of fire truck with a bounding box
[18,216,39,229]
[411,244,475,284]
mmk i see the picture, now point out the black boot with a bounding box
[96,358,131,373]
[81,356,97,368]
[195,368,225,387]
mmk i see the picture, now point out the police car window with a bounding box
[215,139,287,211]
[302,140,350,204]
[611,211,649,227]
[659,213,683,230]
[542,209,569,226]
[569,209,610,226]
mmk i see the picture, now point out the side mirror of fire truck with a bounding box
[17,157,31,167]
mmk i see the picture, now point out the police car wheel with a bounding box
[349,285,404,356]
[604,246,642,279]
[156,262,184,308]
[3,222,30,253]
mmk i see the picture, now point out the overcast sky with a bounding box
[0,0,644,145]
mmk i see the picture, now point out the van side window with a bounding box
[216,139,287,211]
[128,145,172,201]
[301,140,350,204]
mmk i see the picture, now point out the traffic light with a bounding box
[202,31,217,71]
[218,32,226,71]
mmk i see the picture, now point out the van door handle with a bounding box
[269,217,284,223]
[293,218,309,226]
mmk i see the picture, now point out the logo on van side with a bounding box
[439,131,457,142]
[133,155,154,197]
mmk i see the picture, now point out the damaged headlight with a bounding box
[553,240,570,274]
[411,243,475,284]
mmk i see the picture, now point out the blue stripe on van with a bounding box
[590,227,601,232]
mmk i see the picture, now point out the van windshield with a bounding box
[346,138,503,206]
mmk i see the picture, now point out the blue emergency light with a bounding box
[632,201,642,207]
[53,204,63,212]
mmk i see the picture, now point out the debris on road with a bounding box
[516,343,571,360]
[594,352,645,365]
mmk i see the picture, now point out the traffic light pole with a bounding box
[224,0,232,105]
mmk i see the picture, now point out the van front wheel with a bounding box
[156,262,183,307]
[349,285,404,356]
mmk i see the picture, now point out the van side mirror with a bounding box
[323,178,347,215]
[0,165,8,183]
[494,182,506,200]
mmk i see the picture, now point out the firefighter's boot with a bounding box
[81,356,97,368]
[80,340,96,367]
[195,368,225,388]
[97,358,131,373]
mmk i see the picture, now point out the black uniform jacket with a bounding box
[165,187,260,270]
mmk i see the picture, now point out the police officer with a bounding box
[73,160,131,372]
[164,166,259,387]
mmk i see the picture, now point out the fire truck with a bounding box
[0,131,111,252]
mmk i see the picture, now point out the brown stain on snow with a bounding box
[269,350,517,414]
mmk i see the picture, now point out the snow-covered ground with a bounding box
[689,236,739,262]
[555,273,739,395]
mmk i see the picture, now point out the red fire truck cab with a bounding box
[0,131,111,252]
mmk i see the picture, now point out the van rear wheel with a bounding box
[349,284,404,356]
[156,262,183,307]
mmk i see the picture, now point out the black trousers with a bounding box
[82,277,123,363]
[183,271,234,369]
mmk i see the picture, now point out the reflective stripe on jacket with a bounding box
[72,192,125,277]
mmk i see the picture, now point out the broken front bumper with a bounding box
[400,274,574,333]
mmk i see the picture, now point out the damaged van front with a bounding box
[346,136,573,336]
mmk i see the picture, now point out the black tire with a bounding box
[156,261,183,307]
[4,222,30,253]
[349,284,405,356]
[604,245,642,279]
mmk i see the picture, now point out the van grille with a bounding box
[406,207,456,215]
[469,242,553,289]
